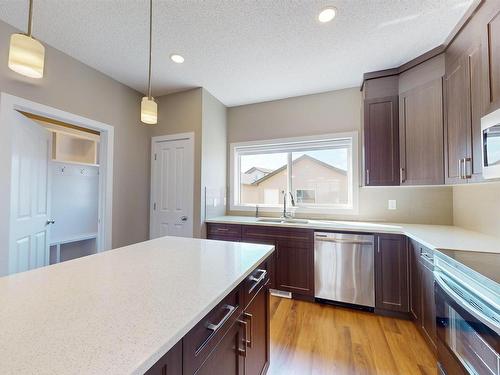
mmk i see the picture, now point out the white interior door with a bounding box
[151,135,194,239]
[9,113,52,274]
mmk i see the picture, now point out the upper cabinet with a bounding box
[400,78,444,185]
[363,76,400,186]
[484,9,500,112]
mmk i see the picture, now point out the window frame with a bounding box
[229,132,359,214]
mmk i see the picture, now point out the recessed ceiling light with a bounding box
[170,54,184,64]
[318,7,336,23]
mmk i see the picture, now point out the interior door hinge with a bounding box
[154,153,157,161]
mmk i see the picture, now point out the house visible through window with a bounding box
[231,133,358,212]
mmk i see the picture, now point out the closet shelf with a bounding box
[51,159,100,168]
[49,232,98,246]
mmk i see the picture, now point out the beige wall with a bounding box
[228,88,454,224]
[0,20,150,270]
[152,88,203,237]
[453,182,500,238]
[201,90,227,235]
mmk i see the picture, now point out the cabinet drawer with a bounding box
[242,225,313,248]
[207,223,242,240]
[243,258,270,309]
[183,285,243,374]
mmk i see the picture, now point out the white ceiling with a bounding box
[0,0,473,107]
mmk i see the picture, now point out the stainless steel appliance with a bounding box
[314,232,374,308]
[434,250,499,375]
[481,108,500,179]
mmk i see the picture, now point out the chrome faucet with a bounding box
[282,191,295,218]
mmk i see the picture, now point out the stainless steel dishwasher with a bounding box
[314,232,375,308]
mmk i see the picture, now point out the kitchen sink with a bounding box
[256,218,309,224]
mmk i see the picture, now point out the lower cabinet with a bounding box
[410,239,437,352]
[374,234,410,315]
[146,255,271,375]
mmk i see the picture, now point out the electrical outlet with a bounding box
[388,200,397,210]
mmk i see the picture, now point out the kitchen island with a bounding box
[0,236,274,375]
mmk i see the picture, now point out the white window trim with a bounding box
[229,132,359,215]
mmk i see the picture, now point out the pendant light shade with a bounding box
[8,0,45,79]
[141,96,157,124]
[8,33,45,78]
[141,0,157,125]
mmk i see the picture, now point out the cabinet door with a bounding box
[364,96,400,186]
[467,43,485,182]
[409,240,422,323]
[145,340,182,375]
[400,79,444,185]
[421,257,437,351]
[444,55,469,184]
[276,240,314,296]
[375,234,409,313]
[244,283,270,375]
[194,321,245,375]
[484,10,500,112]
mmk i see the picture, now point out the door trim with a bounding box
[150,132,195,239]
[0,93,114,276]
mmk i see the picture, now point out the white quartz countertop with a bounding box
[0,236,274,375]
[206,216,500,254]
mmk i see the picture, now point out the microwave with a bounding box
[481,108,500,179]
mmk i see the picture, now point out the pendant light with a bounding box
[8,0,45,79]
[141,0,157,125]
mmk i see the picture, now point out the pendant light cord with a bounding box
[27,0,34,37]
[147,0,153,99]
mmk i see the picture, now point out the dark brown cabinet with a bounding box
[145,341,183,375]
[241,225,314,298]
[364,96,400,186]
[484,10,500,112]
[399,79,444,185]
[194,321,245,375]
[243,281,270,375]
[409,239,437,352]
[374,234,409,315]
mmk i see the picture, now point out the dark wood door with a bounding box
[364,96,400,186]
[467,42,485,182]
[421,256,437,351]
[244,283,270,375]
[444,55,470,184]
[145,340,182,375]
[194,321,245,375]
[275,240,314,296]
[409,240,421,323]
[375,234,409,313]
[399,79,444,185]
[484,10,500,112]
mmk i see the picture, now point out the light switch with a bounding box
[388,200,397,210]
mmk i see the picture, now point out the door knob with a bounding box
[45,220,55,225]
[181,216,188,222]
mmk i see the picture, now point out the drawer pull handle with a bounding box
[248,269,267,294]
[216,228,229,232]
[206,304,236,332]
[237,319,248,357]
[244,312,253,348]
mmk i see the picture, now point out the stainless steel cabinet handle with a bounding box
[464,157,472,179]
[366,169,370,185]
[400,167,405,184]
[237,318,248,357]
[315,238,373,245]
[206,304,236,332]
[248,269,267,293]
[216,228,229,232]
[243,312,253,347]
[458,159,462,179]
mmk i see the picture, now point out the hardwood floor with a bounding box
[268,296,437,375]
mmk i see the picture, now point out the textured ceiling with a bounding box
[0,0,473,106]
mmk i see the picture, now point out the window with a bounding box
[230,132,358,213]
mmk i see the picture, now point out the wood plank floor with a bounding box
[268,296,437,375]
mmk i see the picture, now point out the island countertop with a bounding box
[0,236,275,375]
